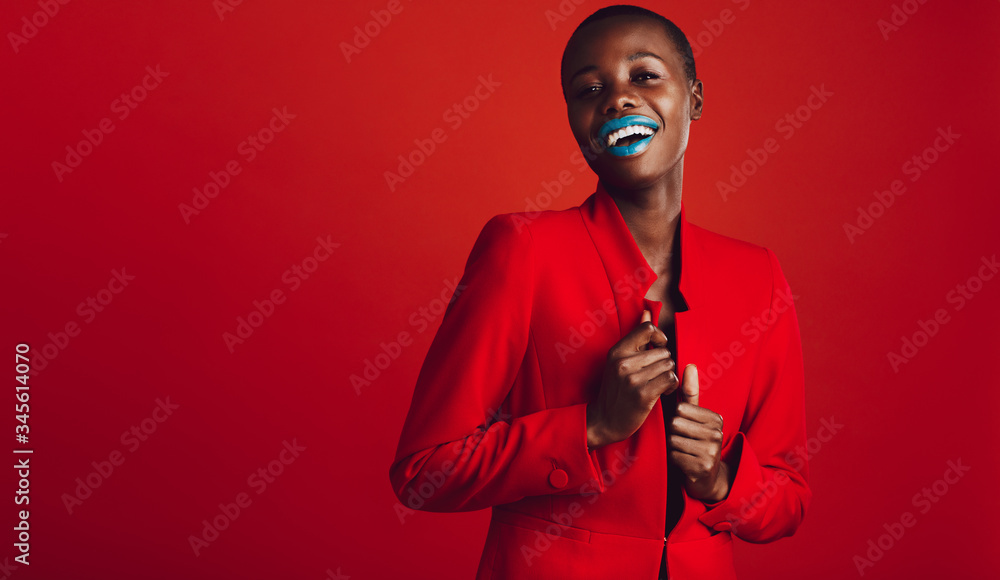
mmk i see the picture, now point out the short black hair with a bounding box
[561,5,697,84]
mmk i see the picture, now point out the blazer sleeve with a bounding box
[698,247,812,542]
[388,214,605,513]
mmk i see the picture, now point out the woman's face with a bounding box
[561,16,703,191]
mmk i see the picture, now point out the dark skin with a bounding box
[562,15,733,503]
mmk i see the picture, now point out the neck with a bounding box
[601,170,683,274]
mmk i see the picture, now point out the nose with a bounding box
[600,79,639,115]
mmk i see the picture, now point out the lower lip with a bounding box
[605,134,654,157]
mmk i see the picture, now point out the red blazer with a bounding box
[389,183,811,579]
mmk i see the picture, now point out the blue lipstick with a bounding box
[598,115,659,157]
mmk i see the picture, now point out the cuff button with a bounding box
[548,468,569,489]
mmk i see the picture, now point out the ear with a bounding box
[690,79,704,121]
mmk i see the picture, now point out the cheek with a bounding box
[659,99,687,126]
[657,104,691,148]
[566,111,592,143]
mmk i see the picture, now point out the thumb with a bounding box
[681,364,699,407]
[641,309,651,324]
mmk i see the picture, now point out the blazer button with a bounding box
[548,468,569,489]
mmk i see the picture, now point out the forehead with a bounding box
[562,16,681,75]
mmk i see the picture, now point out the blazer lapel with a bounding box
[578,183,709,375]
[579,184,657,339]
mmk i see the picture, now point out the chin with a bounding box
[592,154,673,191]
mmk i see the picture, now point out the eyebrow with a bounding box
[568,51,667,83]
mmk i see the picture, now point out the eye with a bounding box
[575,84,602,98]
[633,71,661,82]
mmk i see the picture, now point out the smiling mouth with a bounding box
[597,115,659,157]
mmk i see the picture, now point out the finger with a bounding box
[633,311,668,350]
[668,415,724,442]
[659,371,680,397]
[612,348,673,377]
[623,356,673,386]
[637,309,667,350]
[668,434,711,456]
[675,403,724,430]
[644,325,668,350]
[668,450,702,476]
[647,368,680,398]
[634,352,676,375]
[681,364,699,407]
[615,319,668,356]
[633,358,678,396]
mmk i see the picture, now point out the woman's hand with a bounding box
[586,309,679,448]
[668,365,735,503]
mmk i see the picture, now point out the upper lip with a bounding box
[597,114,659,145]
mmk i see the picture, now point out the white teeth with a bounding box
[606,124,655,147]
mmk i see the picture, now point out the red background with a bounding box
[3,0,998,578]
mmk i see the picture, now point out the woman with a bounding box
[390,6,810,578]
